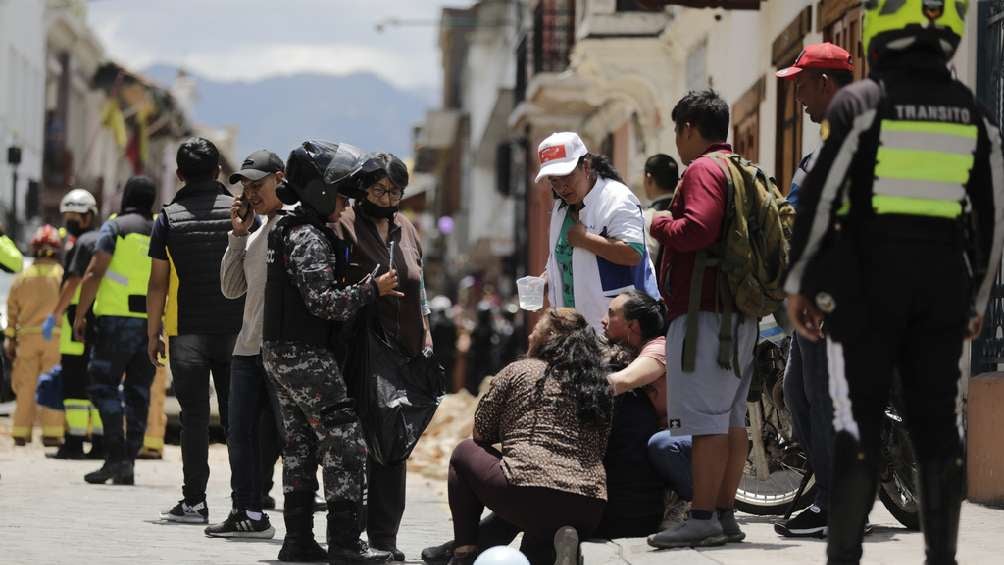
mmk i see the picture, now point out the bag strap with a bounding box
[681,250,707,373]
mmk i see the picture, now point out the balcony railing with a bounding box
[531,0,575,75]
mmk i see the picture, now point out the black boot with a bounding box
[86,435,106,460]
[278,491,327,563]
[48,435,86,459]
[827,432,879,565]
[327,502,392,564]
[918,458,963,565]
[83,459,134,485]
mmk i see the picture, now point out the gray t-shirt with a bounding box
[220,214,275,356]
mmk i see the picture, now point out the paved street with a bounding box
[1,432,1003,564]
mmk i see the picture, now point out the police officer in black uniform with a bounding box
[263,140,401,564]
[784,1,1004,564]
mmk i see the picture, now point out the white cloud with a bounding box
[164,43,435,88]
[85,0,445,91]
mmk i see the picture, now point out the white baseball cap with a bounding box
[534,132,589,183]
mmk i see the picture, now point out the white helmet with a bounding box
[60,188,98,216]
[473,547,530,565]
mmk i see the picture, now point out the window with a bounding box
[771,6,812,192]
[776,74,803,193]
[820,1,867,79]
[732,77,765,162]
[532,0,576,74]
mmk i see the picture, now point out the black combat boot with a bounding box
[83,459,134,485]
[327,502,392,564]
[86,435,106,460]
[826,433,879,565]
[278,491,327,563]
[48,435,86,459]
[918,458,963,565]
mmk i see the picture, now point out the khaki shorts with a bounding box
[666,312,756,436]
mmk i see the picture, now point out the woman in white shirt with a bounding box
[535,132,660,332]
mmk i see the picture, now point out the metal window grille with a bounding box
[972,0,1004,375]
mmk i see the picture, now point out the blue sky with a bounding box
[86,0,450,92]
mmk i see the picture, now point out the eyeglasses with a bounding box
[370,183,404,201]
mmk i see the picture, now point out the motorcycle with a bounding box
[734,318,920,530]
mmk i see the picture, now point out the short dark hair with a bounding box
[825,69,854,87]
[671,89,730,142]
[176,137,220,182]
[644,154,679,192]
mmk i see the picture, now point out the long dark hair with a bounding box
[620,290,668,342]
[533,309,613,426]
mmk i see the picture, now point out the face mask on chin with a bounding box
[359,198,398,219]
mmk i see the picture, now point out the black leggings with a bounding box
[448,439,604,565]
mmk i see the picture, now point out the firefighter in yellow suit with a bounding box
[139,350,168,459]
[5,225,64,445]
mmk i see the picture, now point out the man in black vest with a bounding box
[147,137,245,523]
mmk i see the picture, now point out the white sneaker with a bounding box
[160,499,209,524]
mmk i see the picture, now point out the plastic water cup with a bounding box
[516,276,545,311]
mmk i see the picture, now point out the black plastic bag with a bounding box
[346,312,447,466]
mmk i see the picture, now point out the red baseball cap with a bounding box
[776,42,853,79]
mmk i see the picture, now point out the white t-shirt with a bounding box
[545,176,661,332]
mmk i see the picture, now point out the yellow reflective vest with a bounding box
[94,232,152,319]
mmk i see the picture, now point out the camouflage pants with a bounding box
[262,340,368,508]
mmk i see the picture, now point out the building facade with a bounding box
[0,0,47,240]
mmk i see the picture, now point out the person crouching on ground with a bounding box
[445,308,613,565]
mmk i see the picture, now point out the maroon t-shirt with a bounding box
[649,144,731,321]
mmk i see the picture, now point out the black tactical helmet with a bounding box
[281,140,365,216]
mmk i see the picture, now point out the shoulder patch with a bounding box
[820,120,830,141]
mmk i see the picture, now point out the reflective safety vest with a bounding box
[0,234,23,274]
[60,285,84,355]
[870,119,978,218]
[94,232,152,319]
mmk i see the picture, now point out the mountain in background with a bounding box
[142,64,435,165]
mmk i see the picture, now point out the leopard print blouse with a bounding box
[473,358,611,500]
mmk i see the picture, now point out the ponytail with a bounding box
[585,154,624,183]
[620,290,668,342]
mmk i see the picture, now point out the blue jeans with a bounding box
[783,333,832,510]
[87,316,155,462]
[228,354,282,511]
[169,333,236,503]
[646,431,694,501]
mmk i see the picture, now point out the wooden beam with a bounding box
[818,0,860,32]
[772,5,813,67]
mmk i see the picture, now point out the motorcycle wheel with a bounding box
[736,471,817,516]
[878,423,921,531]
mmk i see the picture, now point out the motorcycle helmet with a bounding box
[863,0,968,60]
[59,188,99,216]
[282,140,365,216]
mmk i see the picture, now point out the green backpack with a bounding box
[681,151,796,376]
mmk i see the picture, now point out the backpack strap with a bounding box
[681,150,755,376]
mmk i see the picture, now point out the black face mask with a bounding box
[359,198,398,220]
[66,220,85,237]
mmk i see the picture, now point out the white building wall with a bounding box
[459,0,517,254]
[0,0,47,229]
[661,1,982,182]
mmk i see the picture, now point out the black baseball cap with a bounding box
[228,150,285,184]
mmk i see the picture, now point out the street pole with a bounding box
[10,167,16,240]
[6,145,21,241]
